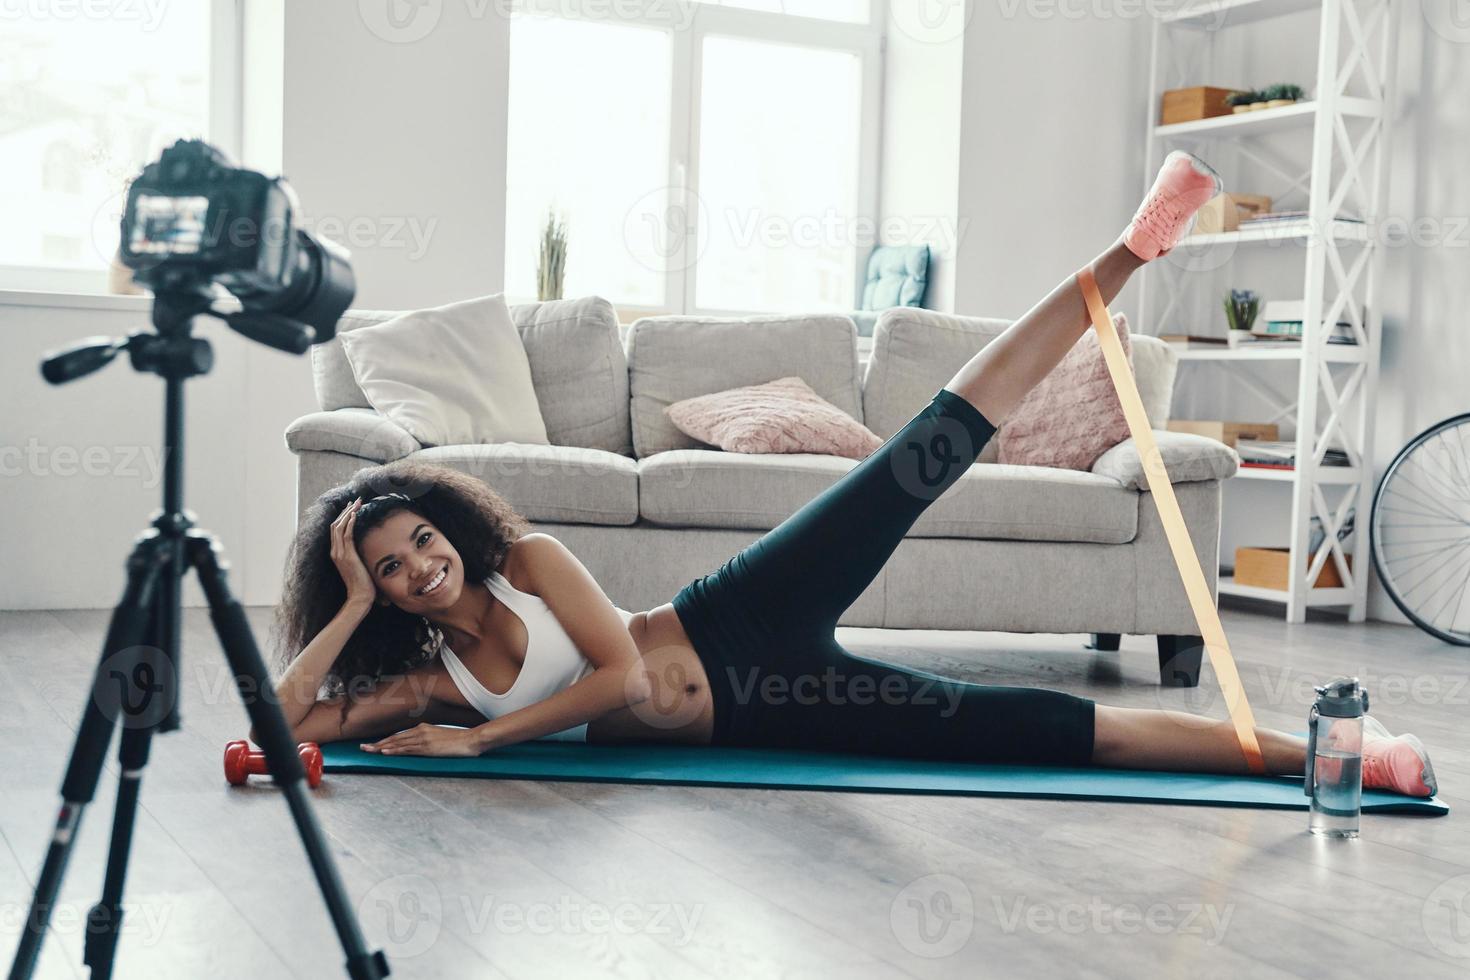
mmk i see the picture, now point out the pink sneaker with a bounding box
[1122,150,1224,261]
[1361,716,1438,797]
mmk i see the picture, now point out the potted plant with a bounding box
[1223,288,1260,346]
[1262,83,1304,108]
[1227,84,1304,113]
[536,209,567,302]
[1226,89,1261,113]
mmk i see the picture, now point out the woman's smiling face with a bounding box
[358,508,465,612]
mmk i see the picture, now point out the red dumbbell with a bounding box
[223,740,324,789]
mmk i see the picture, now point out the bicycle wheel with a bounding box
[1371,413,1470,646]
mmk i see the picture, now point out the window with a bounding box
[504,16,671,308]
[0,2,238,293]
[504,3,879,315]
[698,0,870,23]
[695,36,862,313]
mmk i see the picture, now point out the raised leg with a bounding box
[944,239,1144,425]
[1088,633,1122,651]
[945,149,1223,425]
[1156,634,1204,687]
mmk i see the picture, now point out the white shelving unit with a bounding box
[1138,0,1402,623]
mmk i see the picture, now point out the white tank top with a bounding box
[436,571,636,742]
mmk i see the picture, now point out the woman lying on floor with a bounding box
[260,151,1437,797]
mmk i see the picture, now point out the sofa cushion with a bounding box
[285,408,420,462]
[996,312,1132,471]
[863,308,1009,441]
[666,376,882,460]
[626,313,861,457]
[311,296,631,455]
[1092,430,1239,491]
[864,311,1180,464]
[410,443,638,526]
[1130,335,1178,426]
[338,293,550,448]
[640,451,857,529]
[638,450,1138,544]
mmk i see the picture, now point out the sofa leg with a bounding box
[1157,635,1204,687]
[1087,633,1121,652]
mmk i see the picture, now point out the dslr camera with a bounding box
[119,138,353,343]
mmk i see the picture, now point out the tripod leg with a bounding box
[83,726,154,980]
[186,532,389,980]
[84,567,179,980]
[8,535,167,980]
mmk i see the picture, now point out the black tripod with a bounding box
[9,289,388,980]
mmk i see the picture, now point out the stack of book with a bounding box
[1257,299,1359,344]
[1236,209,1365,229]
[1236,440,1350,471]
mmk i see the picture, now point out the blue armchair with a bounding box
[851,244,930,338]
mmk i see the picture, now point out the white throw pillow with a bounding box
[338,293,549,448]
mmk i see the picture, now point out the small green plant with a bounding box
[536,210,568,302]
[1263,83,1304,101]
[1227,84,1303,107]
[1223,288,1260,332]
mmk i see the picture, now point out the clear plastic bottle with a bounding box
[1304,677,1370,838]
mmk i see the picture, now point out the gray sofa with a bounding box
[287,296,1239,686]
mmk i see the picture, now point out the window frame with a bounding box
[0,0,245,295]
[508,0,885,319]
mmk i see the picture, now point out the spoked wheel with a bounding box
[1371,413,1470,646]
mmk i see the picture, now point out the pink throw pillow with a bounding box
[997,313,1134,471]
[665,376,882,460]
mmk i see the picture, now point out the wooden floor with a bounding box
[2,604,1466,979]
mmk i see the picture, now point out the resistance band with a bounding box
[1077,265,1266,775]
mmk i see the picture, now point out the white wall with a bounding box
[952,5,1148,320]
[280,1,511,310]
[878,0,966,312]
[0,294,318,609]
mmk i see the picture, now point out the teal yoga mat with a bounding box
[319,742,1447,815]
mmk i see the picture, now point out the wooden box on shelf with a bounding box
[1190,193,1274,235]
[1159,86,1237,125]
[1234,547,1351,590]
[1167,420,1279,449]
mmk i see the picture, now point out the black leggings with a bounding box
[671,388,1096,767]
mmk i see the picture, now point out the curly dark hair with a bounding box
[272,461,530,707]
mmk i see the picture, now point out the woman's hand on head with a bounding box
[330,499,376,608]
[361,723,485,757]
